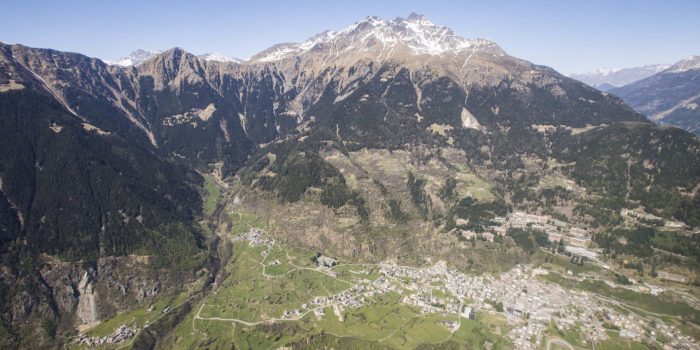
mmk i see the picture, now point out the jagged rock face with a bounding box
[0,254,192,347]
[37,256,185,320]
[0,268,58,348]
[75,272,98,327]
[1,15,645,175]
[105,49,162,67]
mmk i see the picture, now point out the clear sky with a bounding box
[3,0,699,74]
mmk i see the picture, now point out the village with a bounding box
[456,210,599,260]
[76,324,138,347]
[225,227,698,350]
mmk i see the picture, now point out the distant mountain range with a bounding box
[105,49,240,66]
[197,52,242,63]
[103,48,162,66]
[570,64,669,90]
[611,55,700,135]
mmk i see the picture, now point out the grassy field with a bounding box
[316,292,416,341]
[200,241,351,321]
[542,272,700,322]
[450,318,513,349]
[477,311,511,336]
[382,313,456,348]
[228,210,266,234]
[164,232,516,349]
[67,291,192,350]
[547,321,587,348]
[202,174,221,216]
[538,252,603,276]
[332,264,383,284]
[595,330,651,350]
[159,234,509,349]
[167,313,243,349]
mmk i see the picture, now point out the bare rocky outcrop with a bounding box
[75,271,98,328]
[29,255,194,335]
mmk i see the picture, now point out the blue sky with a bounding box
[3,0,699,74]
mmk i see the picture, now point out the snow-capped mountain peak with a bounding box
[592,67,620,76]
[250,13,502,63]
[198,52,242,63]
[104,49,162,67]
[570,64,669,89]
[665,55,700,73]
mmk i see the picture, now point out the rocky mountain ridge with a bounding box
[570,64,669,90]
[1,13,699,349]
[611,55,700,135]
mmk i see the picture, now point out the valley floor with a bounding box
[72,212,700,349]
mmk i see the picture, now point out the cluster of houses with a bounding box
[307,278,385,313]
[315,255,338,268]
[507,211,591,248]
[281,309,302,319]
[231,224,697,349]
[378,262,697,349]
[77,324,137,347]
[400,286,462,315]
[657,271,689,284]
[456,211,594,250]
[234,228,274,248]
[620,208,690,230]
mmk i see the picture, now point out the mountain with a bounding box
[1,13,699,349]
[244,13,644,132]
[197,52,242,63]
[104,48,162,66]
[109,50,242,66]
[250,13,503,63]
[666,55,700,72]
[570,64,669,90]
[0,44,207,347]
[611,55,700,134]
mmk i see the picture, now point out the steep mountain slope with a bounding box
[246,14,644,130]
[570,64,669,90]
[611,56,700,135]
[1,13,699,349]
[0,44,206,348]
[5,15,646,176]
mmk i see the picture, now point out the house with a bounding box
[658,271,688,284]
[316,255,338,268]
[461,230,476,240]
[548,231,564,243]
[566,236,589,248]
[564,246,597,260]
[492,226,507,236]
[462,306,475,320]
[570,227,587,237]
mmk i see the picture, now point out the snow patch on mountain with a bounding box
[570,64,669,89]
[198,52,242,63]
[665,55,700,73]
[104,49,162,67]
[251,13,501,63]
